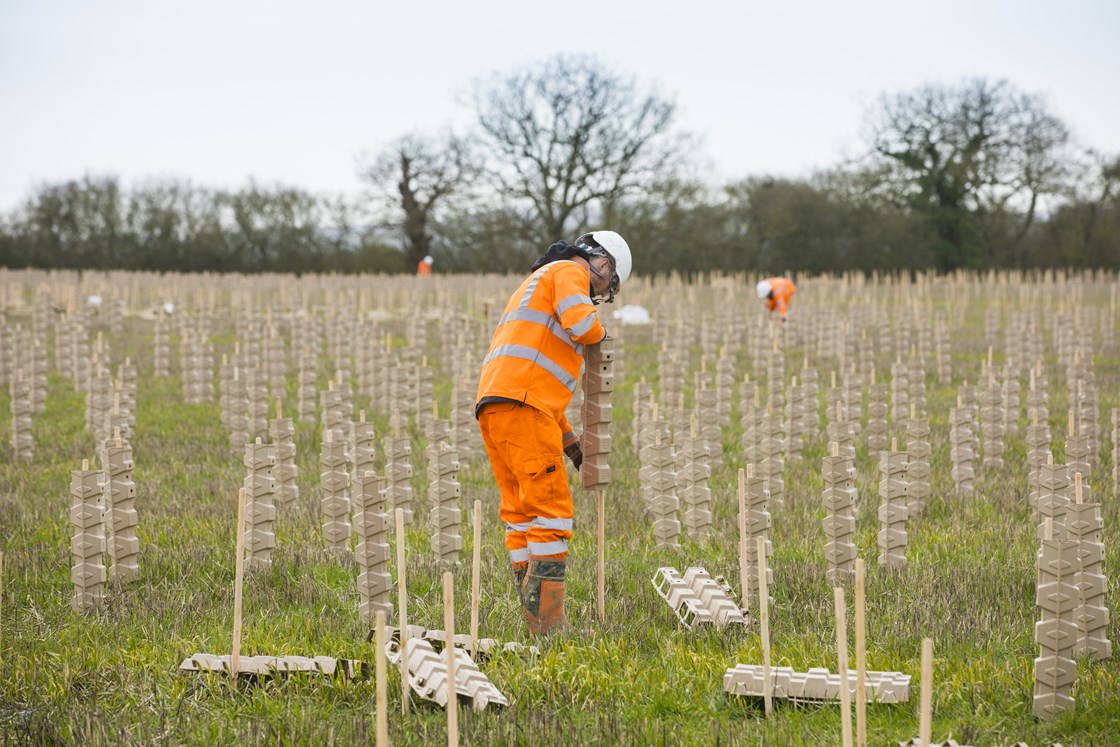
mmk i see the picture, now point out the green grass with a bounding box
[2,279,1120,746]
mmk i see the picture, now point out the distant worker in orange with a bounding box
[756,277,796,322]
[476,230,632,635]
[417,254,433,276]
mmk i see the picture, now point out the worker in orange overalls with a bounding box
[417,255,433,276]
[757,277,795,322]
[476,230,633,635]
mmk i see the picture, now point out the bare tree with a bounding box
[361,131,475,269]
[865,78,1071,269]
[472,54,688,244]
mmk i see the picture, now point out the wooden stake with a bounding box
[757,535,772,716]
[919,637,933,747]
[231,488,247,679]
[396,508,410,715]
[595,488,604,622]
[443,571,458,747]
[834,587,853,747]
[275,397,282,420]
[375,610,388,747]
[737,469,749,611]
[855,559,867,747]
[0,550,4,670]
[470,500,482,659]
[1075,472,1083,504]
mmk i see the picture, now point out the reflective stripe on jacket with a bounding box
[476,260,605,429]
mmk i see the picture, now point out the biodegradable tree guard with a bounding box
[866,375,888,453]
[823,443,857,584]
[1036,458,1071,540]
[1000,364,1019,438]
[759,410,785,508]
[100,433,139,583]
[678,417,713,538]
[269,400,299,511]
[1065,411,1092,489]
[907,353,926,420]
[1026,408,1052,516]
[1066,475,1111,660]
[354,471,393,624]
[844,364,862,433]
[978,371,1005,469]
[70,460,107,612]
[949,404,975,495]
[227,367,250,451]
[1033,519,1078,720]
[905,415,931,517]
[242,438,277,570]
[153,314,170,377]
[428,442,463,564]
[889,359,909,424]
[743,466,773,605]
[319,430,352,555]
[247,365,269,439]
[784,375,804,462]
[877,442,908,570]
[9,370,33,462]
[384,411,414,524]
[826,402,855,462]
[647,430,680,549]
[297,349,317,423]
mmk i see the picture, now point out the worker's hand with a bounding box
[564,441,583,470]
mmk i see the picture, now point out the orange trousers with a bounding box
[478,402,574,562]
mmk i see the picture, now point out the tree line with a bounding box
[3,57,1118,275]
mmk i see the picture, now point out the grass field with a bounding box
[1,271,1119,746]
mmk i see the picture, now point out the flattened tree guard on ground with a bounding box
[179,654,367,680]
[385,638,508,711]
[723,665,910,703]
[651,566,750,630]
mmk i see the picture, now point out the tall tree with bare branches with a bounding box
[472,54,688,245]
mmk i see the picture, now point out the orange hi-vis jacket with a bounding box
[476,260,606,438]
[765,276,796,317]
[417,259,431,276]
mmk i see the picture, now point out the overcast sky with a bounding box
[2,0,1118,214]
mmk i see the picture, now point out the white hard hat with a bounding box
[423,255,433,265]
[756,280,772,299]
[576,230,632,285]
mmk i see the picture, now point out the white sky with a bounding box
[1,0,1118,214]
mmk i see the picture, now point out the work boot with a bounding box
[523,554,566,635]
